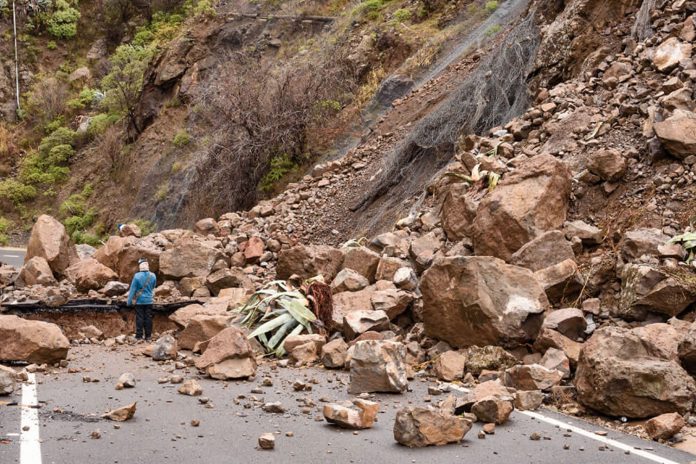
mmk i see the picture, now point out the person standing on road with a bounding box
[127,258,157,340]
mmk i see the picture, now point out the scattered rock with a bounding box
[321,338,349,369]
[151,335,178,361]
[645,412,685,441]
[258,433,275,450]
[117,373,136,389]
[178,379,203,396]
[194,327,257,379]
[394,407,472,447]
[433,351,466,382]
[0,365,16,395]
[102,403,137,422]
[323,399,380,429]
[348,340,408,394]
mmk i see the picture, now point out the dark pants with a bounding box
[135,305,153,339]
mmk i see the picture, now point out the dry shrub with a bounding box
[25,77,68,126]
[186,51,356,218]
[95,123,126,175]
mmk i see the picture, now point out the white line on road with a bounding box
[518,410,680,464]
[3,254,21,258]
[20,373,42,464]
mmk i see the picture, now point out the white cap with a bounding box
[139,261,149,272]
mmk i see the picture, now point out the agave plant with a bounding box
[669,232,696,264]
[444,163,500,191]
[236,281,316,357]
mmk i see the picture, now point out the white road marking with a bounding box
[20,373,42,464]
[519,410,681,464]
[3,254,21,258]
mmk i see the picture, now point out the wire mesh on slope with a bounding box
[352,13,541,212]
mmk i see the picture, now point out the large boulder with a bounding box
[618,264,696,319]
[65,258,118,292]
[420,256,548,348]
[343,310,390,340]
[177,314,233,350]
[654,110,696,159]
[342,246,380,282]
[94,235,161,282]
[18,256,57,286]
[441,183,478,241]
[472,155,571,261]
[0,315,69,364]
[510,230,575,272]
[574,326,696,418]
[277,244,344,281]
[160,238,221,279]
[25,215,77,277]
[194,326,256,379]
[348,340,408,394]
[394,408,471,447]
[620,228,670,262]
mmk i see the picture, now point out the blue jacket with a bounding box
[127,271,156,305]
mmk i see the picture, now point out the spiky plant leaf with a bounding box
[248,312,293,338]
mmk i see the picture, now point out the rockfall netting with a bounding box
[353,13,541,212]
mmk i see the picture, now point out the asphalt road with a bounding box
[0,248,25,268]
[1,345,693,464]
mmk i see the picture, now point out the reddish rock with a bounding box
[243,237,265,263]
[19,256,57,286]
[65,258,119,292]
[575,326,696,418]
[0,315,69,364]
[645,413,686,441]
[324,399,380,429]
[510,230,575,272]
[25,215,77,277]
[420,256,548,348]
[433,351,467,382]
[394,407,472,447]
[472,155,571,261]
[277,244,344,281]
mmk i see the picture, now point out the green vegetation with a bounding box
[0,180,38,205]
[47,40,58,50]
[46,0,81,39]
[260,154,298,193]
[486,24,502,36]
[67,88,99,110]
[100,44,156,133]
[59,184,103,245]
[88,113,120,137]
[192,0,216,17]
[173,130,191,147]
[156,181,169,201]
[392,8,411,23]
[485,1,498,13]
[132,219,156,236]
[0,217,11,245]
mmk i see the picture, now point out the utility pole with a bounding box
[12,0,20,113]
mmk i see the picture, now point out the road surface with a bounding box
[0,344,693,464]
[0,248,25,268]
